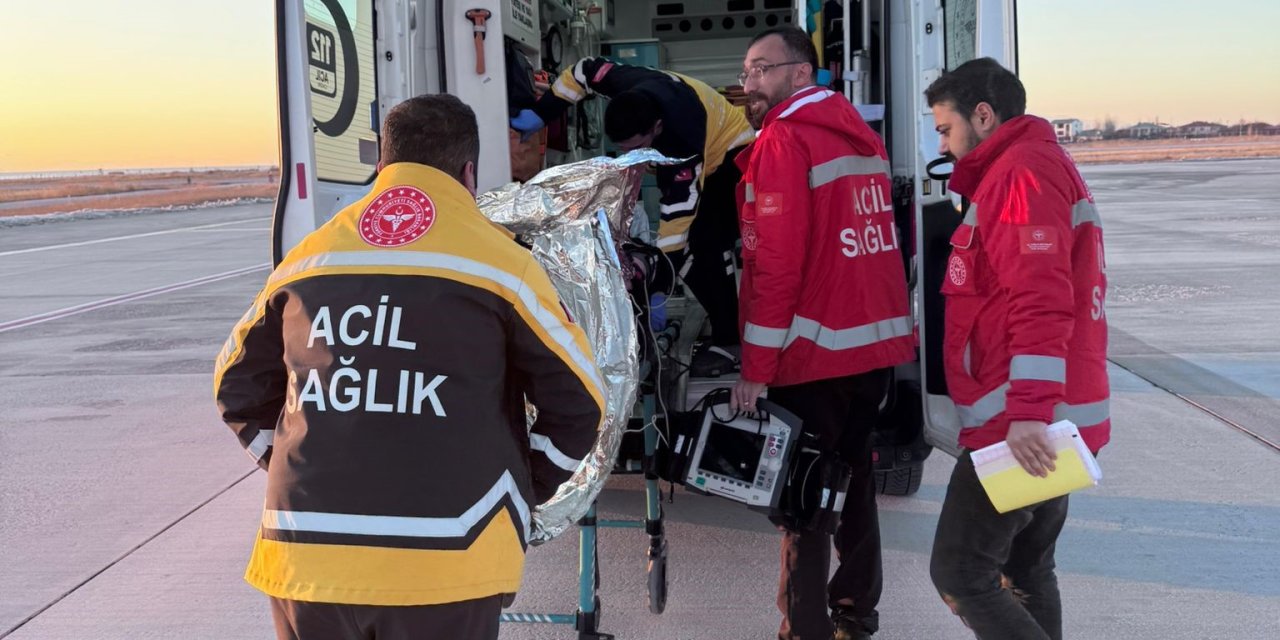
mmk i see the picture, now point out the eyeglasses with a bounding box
[737,61,807,85]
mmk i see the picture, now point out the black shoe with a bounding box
[832,607,874,640]
[689,344,740,378]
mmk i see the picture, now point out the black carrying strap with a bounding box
[925,155,954,181]
[769,444,852,535]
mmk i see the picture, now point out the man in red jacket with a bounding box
[731,27,915,640]
[925,58,1110,640]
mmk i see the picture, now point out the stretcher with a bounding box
[499,287,707,639]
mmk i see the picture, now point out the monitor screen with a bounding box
[698,421,765,483]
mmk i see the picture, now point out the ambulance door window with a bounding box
[945,0,978,70]
[305,0,378,184]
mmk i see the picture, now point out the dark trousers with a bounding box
[768,369,890,640]
[662,148,744,347]
[930,451,1068,640]
[269,595,503,640]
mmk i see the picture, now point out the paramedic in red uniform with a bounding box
[731,27,915,640]
[925,58,1111,640]
[214,95,603,640]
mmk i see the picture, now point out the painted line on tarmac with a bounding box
[0,217,270,257]
[0,263,270,334]
[0,468,259,639]
[184,227,272,232]
[1065,516,1279,545]
[1109,355,1280,454]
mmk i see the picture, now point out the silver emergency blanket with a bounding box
[477,149,679,544]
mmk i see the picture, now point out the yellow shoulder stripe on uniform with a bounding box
[656,216,695,252]
[552,65,588,102]
[213,286,273,396]
[671,72,755,176]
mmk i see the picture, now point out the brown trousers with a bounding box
[270,595,504,640]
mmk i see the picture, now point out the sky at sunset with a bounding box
[1,0,1276,173]
[1018,0,1280,129]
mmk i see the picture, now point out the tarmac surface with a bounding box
[1,159,1277,639]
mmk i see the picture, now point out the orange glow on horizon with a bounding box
[0,0,278,174]
[2,0,1277,173]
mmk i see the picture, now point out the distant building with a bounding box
[1078,129,1105,142]
[1122,122,1171,139]
[1223,122,1275,136]
[1052,118,1084,143]
[1175,121,1226,138]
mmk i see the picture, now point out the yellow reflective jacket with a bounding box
[214,163,604,605]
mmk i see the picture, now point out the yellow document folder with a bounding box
[972,421,1102,514]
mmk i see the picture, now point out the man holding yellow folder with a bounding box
[923,58,1111,640]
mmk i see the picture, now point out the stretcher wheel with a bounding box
[576,597,610,639]
[646,538,668,614]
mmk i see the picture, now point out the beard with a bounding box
[952,124,983,160]
[747,99,767,129]
[746,91,778,130]
[964,126,982,157]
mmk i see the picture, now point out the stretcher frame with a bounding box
[499,297,705,639]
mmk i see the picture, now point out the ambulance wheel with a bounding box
[646,540,668,614]
[876,461,923,496]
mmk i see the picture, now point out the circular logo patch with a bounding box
[948,255,968,286]
[1032,229,1047,242]
[742,224,758,251]
[358,186,435,247]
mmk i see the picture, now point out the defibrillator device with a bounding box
[664,390,853,534]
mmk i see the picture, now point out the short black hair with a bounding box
[380,94,479,181]
[924,57,1026,122]
[749,26,819,82]
[604,90,661,142]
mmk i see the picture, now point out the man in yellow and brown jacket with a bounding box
[214,94,604,640]
[512,57,755,377]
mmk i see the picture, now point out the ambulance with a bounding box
[270,0,1020,495]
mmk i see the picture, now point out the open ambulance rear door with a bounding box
[908,0,1018,455]
[271,0,513,264]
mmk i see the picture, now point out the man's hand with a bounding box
[731,380,767,413]
[510,109,545,142]
[1006,420,1057,477]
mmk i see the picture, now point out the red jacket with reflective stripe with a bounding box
[735,86,914,387]
[944,116,1111,453]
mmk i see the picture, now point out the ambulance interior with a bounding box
[498,0,930,494]
[278,0,1015,494]
[502,1,893,210]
